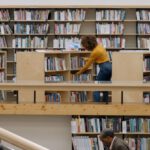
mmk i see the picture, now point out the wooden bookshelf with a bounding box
[0,8,149,81]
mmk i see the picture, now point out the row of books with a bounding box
[72,136,103,150]
[71,117,150,133]
[143,76,150,82]
[70,91,88,103]
[71,117,122,133]
[54,9,86,21]
[72,74,92,81]
[137,23,150,34]
[143,58,150,71]
[122,118,150,133]
[96,9,126,21]
[45,57,66,71]
[125,138,150,150]
[14,10,50,21]
[14,23,49,34]
[71,56,85,70]
[136,10,150,21]
[45,74,92,82]
[0,24,12,34]
[96,23,124,34]
[0,55,5,68]
[0,10,10,21]
[72,136,150,150]
[54,23,81,34]
[53,37,81,49]
[3,37,148,49]
[45,93,61,103]
[143,93,150,104]
[53,37,125,49]
[45,75,64,82]
[12,37,48,48]
[137,38,150,49]
[97,37,125,48]
[0,9,149,22]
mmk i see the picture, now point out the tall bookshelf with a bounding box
[0,8,148,82]
[71,115,150,150]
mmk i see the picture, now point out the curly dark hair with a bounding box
[81,35,98,50]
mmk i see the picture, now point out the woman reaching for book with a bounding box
[76,35,112,103]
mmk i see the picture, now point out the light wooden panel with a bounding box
[112,52,143,81]
[19,89,34,103]
[0,104,149,116]
[16,52,45,82]
[112,52,143,103]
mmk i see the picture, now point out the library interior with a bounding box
[0,0,150,150]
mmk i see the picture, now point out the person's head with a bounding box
[100,129,114,147]
[81,35,98,51]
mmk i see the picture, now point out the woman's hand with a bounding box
[75,71,80,75]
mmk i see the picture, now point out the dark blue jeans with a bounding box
[93,61,112,102]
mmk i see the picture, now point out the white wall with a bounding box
[0,0,149,7]
[0,116,72,150]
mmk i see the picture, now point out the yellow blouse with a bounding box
[77,45,109,74]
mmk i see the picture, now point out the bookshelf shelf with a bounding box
[10,20,48,22]
[72,132,150,135]
[96,34,123,36]
[0,34,12,36]
[143,71,150,74]
[137,20,150,22]
[6,74,15,77]
[45,70,69,73]
[13,34,47,36]
[7,61,16,63]
[0,68,5,70]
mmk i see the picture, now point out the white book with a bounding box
[18,38,21,48]
[68,10,72,21]
[26,11,31,21]
[144,94,149,103]
[97,118,101,133]
[81,118,85,133]
[12,38,16,48]
[22,38,26,48]
[14,11,17,20]
[71,119,77,133]
[53,39,59,48]
[98,137,104,150]
[26,25,30,34]
[122,38,126,48]
[62,59,66,70]
[122,121,127,133]
[0,25,4,34]
[54,11,58,21]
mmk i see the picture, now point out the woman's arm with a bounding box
[76,56,95,75]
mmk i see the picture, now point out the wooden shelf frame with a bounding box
[72,132,150,135]
[0,103,149,116]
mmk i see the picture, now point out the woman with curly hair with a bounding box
[76,35,112,103]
